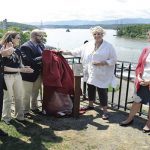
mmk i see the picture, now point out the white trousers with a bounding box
[2,73,24,121]
[22,75,42,114]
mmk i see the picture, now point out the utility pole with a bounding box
[2,19,7,30]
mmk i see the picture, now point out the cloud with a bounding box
[0,0,150,23]
[115,0,128,3]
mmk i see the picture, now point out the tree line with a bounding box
[0,21,37,44]
[0,28,47,46]
[0,27,31,45]
[116,24,150,39]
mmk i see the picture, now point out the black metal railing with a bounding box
[65,56,148,117]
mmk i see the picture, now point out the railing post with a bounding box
[72,63,83,118]
[73,76,81,118]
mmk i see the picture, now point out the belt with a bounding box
[4,72,18,74]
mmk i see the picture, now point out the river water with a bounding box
[44,28,150,63]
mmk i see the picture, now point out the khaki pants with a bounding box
[2,73,24,121]
[22,75,42,114]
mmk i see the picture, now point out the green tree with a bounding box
[117,24,150,39]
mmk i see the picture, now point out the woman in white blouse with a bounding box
[86,26,117,119]
[63,26,117,119]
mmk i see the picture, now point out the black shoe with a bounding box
[3,119,12,125]
[24,113,32,118]
[80,106,94,111]
[119,120,134,127]
[16,119,28,124]
[0,129,8,137]
[143,125,150,133]
[31,109,40,114]
[143,129,150,133]
[102,113,109,120]
[38,111,47,116]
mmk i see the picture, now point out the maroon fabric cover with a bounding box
[42,50,74,95]
[42,50,74,114]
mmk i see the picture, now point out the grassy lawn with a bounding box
[0,114,70,150]
[0,105,97,150]
[0,101,149,150]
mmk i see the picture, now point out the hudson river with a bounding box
[44,28,149,63]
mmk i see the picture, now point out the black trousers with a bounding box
[87,84,108,107]
[0,73,4,120]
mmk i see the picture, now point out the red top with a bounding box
[135,47,150,91]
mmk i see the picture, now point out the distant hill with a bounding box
[0,21,37,30]
[30,18,150,26]
[8,22,37,30]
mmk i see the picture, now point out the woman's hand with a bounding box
[0,46,15,57]
[20,66,34,73]
[137,75,150,86]
[137,74,149,86]
[5,42,13,48]
[137,74,143,82]
[140,80,150,86]
[92,61,107,66]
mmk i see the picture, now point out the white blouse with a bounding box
[69,40,117,86]
[142,53,150,80]
[87,40,117,88]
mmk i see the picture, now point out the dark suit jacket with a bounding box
[20,41,45,82]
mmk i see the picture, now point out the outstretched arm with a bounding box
[4,66,34,73]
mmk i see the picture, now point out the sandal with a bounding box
[79,110,86,115]
[102,113,109,120]
[143,124,150,133]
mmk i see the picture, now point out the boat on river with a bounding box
[66,29,70,32]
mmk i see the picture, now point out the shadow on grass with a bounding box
[0,119,63,150]
[30,112,109,131]
[94,105,148,131]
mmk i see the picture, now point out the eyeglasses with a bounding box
[93,33,103,36]
[15,37,21,40]
[147,33,150,36]
[36,34,43,37]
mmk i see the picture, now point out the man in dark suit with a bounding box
[0,46,14,137]
[20,29,45,116]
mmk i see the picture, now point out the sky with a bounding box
[0,0,150,23]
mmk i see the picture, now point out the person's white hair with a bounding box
[90,26,105,35]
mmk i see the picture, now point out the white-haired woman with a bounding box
[62,26,117,119]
